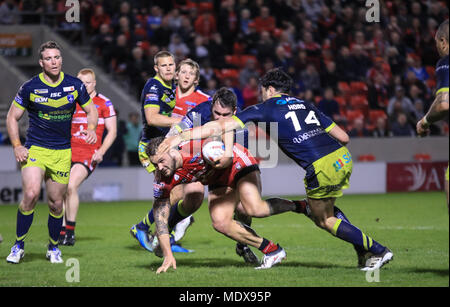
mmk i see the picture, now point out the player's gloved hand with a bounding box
[416,118,430,137]
[13,145,29,163]
[81,129,97,144]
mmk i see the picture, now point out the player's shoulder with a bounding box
[62,73,83,85]
[95,93,112,104]
[19,75,40,92]
[193,89,211,100]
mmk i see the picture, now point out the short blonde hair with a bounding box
[154,51,175,66]
[77,68,96,80]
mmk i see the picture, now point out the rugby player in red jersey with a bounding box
[59,68,117,246]
[147,136,301,273]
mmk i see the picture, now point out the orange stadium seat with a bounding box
[350,81,368,95]
[334,96,347,108]
[346,109,364,123]
[369,109,387,124]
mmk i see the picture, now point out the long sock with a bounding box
[137,209,154,232]
[168,200,189,230]
[48,211,64,249]
[15,208,34,249]
[332,219,386,255]
[258,238,279,254]
[65,221,76,236]
[334,206,365,254]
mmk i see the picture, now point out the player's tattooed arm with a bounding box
[426,91,449,123]
[153,198,177,274]
[417,90,449,136]
[153,198,170,237]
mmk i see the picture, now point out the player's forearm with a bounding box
[146,113,181,128]
[181,119,231,141]
[86,105,98,132]
[97,129,116,155]
[153,199,172,256]
[424,91,449,124]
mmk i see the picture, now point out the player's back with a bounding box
[235,94,342,169]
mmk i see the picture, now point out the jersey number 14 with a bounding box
[285,111,320,132]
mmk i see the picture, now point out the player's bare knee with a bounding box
[212,219,231,235]
[22,188,40,206]
[48,199,64,215]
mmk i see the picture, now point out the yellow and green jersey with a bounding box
[139,75,176,142]
[13,72,92,150]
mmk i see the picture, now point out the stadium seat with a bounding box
[338,81,351,95]
[345,109,364,123]
[334,96,347,108]
[414,153,431,161]
[350,81,368,95]
[369,109,387,125]
[350,95,368,107]
[225,55,241,67]
[358,154,376,162]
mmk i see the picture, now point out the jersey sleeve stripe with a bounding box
[232,115,245,128]
[13,100,25,110]
[436,87,449,94]
[80,98,92,108]
[324,122,336,133]
[144,104,160,109]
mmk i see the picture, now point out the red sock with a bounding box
[260,240,279,254]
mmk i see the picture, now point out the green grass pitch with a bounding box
[0,192,448,287]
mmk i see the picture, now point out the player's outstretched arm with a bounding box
[417,91,449,136]
[6,103,28,163]
[158,118,239,154]
[153,198,177,274]
[81,102,98,144]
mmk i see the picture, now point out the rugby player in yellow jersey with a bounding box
[130,52,205,254]
[416,19,449,209]
[5,41,98,264]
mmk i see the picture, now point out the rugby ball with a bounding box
[202,140,226,165]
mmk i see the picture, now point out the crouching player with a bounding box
[148,136,302,273]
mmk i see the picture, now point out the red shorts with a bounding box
[71,147,97,173]
[209,144,260,190]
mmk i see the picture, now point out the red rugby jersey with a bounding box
[153,140,257,199]
[71,93,116,151]
[172,88,210,118]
